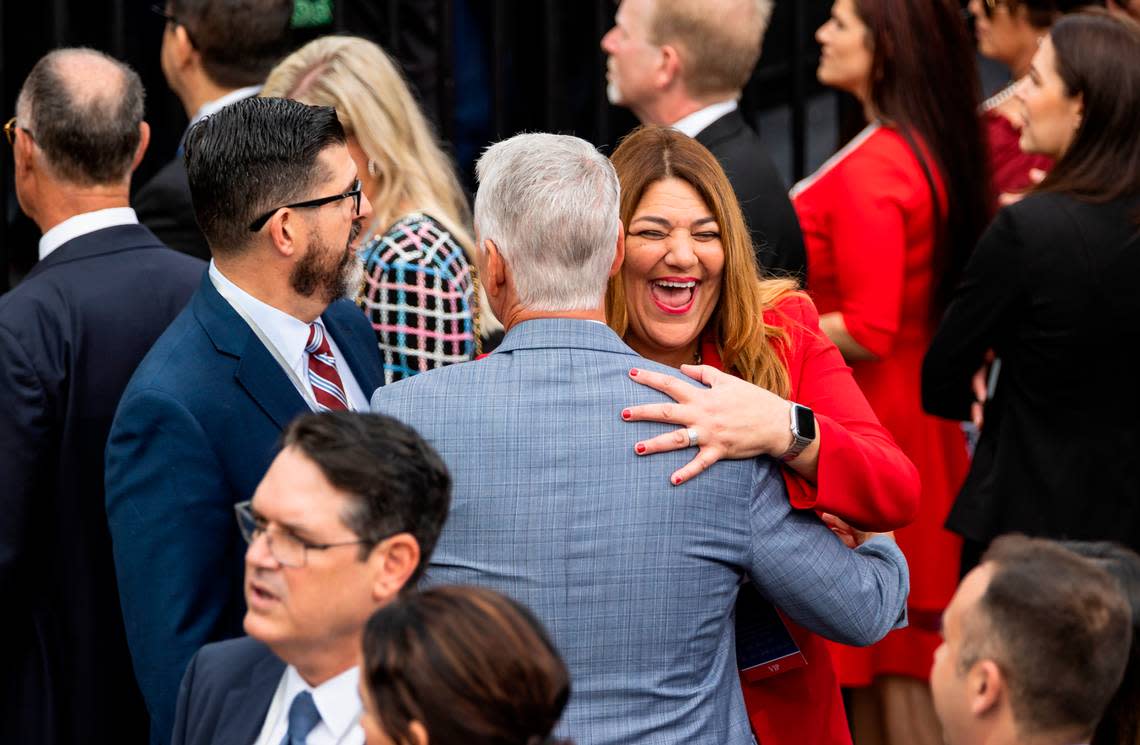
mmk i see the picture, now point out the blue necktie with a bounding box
[280,691,321,745]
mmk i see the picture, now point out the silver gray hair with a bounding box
[474,133,620,311]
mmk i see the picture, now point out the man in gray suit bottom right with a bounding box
[372,132,909,744]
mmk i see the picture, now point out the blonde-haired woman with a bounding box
[262,35,497,384]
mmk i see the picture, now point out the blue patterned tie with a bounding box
[280,690,321,745]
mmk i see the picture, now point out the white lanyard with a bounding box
[209,272,322,413]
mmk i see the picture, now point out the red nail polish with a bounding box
[636,443,646,454]
[622,409,631,420]
[630,368,639,377]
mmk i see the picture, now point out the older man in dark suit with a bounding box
[601,0,807,282]
[0,48,205,745]
[106,97,385,744]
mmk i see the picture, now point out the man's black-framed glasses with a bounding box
[248,179,364,232]
[150,5,197,47]
[234,499,371,568]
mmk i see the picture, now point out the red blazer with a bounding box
[703,293,920,745]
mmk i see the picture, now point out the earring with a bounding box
[367,158,379,178]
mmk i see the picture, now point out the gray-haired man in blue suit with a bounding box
[372,132,909,744]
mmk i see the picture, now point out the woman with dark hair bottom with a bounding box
[924,10,1140,624]
[359,586,572,745]
[791,0,992,741]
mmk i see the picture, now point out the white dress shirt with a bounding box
[208,261,369,411]
[38,207,139,261]
[669,99,739,138]
[253,665,364,745]
[189,85,262,127]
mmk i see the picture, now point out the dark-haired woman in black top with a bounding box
[924,12,1140,575]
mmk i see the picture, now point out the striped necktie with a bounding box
[305,322,349,412]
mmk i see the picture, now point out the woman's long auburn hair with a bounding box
[606,126,798,398]
[854,0,993,316]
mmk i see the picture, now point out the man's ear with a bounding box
[482,238,506,298]
[267,209,300,258]
[657,44,683,90]
[171,23,197,72]
[131,121,151,173]
[968,660,1005,717]
[368,533,421,602]
[14,125,38,178]
[609,220,626,278]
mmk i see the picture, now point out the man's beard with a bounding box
[290,220,364,305]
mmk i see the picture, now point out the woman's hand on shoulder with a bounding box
[621,364,795,486]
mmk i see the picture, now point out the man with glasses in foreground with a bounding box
[106,96,384,744]
[0,48,204,745]
[170,411,451,745]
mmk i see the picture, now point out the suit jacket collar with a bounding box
[322,301,384,399]
[212,643,285,745]
[693,108,750,150]
[494,318,640,358]
[23,223,168,282]
[192,274,381,429]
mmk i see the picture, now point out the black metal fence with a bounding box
[1,0,834,291]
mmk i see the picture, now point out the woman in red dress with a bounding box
[790,0,991,742]
[606,125,920,745]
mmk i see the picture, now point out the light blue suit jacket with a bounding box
[372,319,908,744]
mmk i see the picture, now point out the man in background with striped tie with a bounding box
[105,96,384,745]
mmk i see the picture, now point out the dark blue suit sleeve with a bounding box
[0,325,51,592]
[106,387,244,745]
[746,461,909,646]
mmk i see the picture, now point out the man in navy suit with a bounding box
[106,97,385,744]
[170,411,451,745]
[601,0,807,282]
[0,49,204,745]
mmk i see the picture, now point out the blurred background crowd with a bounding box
[1,1,1138,744]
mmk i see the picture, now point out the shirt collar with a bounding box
[190,85,262,127]
[38,207,139,261]
[670,99,739,138]
[282,665,362,740]
[208,260,315,370]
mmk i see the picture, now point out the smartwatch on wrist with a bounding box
[780,403,816,462]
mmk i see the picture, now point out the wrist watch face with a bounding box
[792,404,816,441]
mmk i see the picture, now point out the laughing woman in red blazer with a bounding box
[607,125,919,745]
